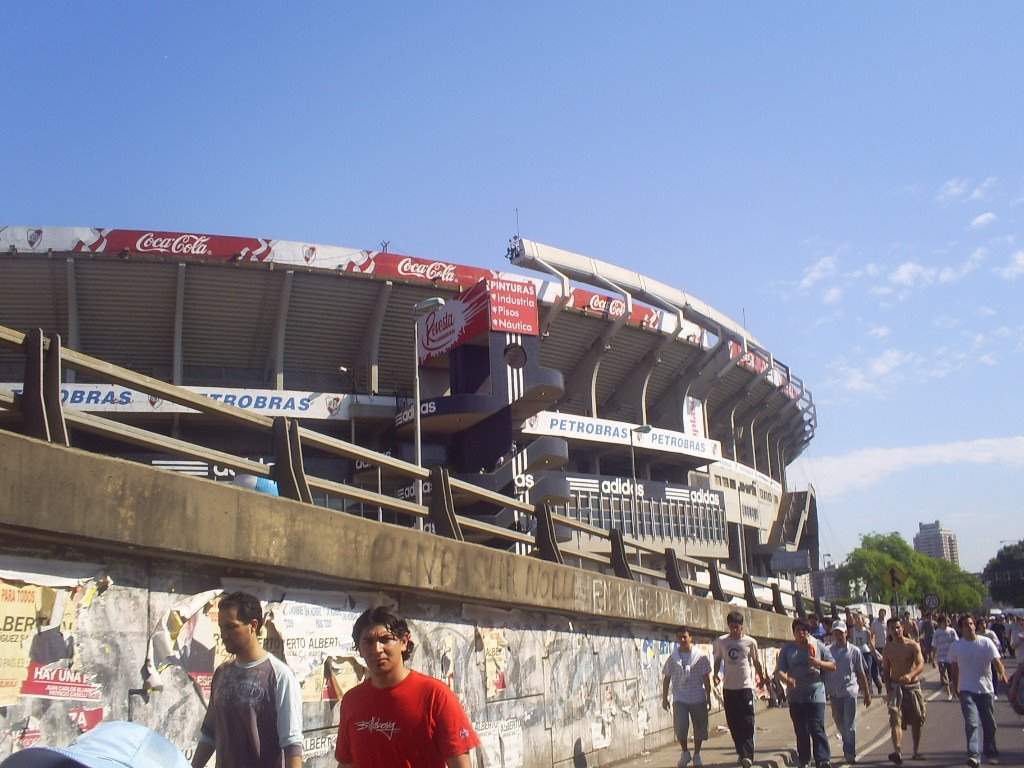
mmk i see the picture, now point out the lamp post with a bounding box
[412,297,446,519]
[629,424,652,546]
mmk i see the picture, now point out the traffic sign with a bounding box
[883,565,909,590]
[923,592,941,611]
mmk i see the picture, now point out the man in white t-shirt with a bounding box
[713,611,765,768]
[932,614,959,701]
[949,615,1008,768]
[662,627,713,768]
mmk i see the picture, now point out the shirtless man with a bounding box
[882,617,926,764]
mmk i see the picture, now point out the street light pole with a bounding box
[412,297,446,523]
[629,424,653,556]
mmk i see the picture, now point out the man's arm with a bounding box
[903,643,925,683]
[993,656,1007,685]
[856,654,872,706]
[191,742,215,768]
[749,643,766,686]
[661,675,672,711]
[446,753,473,768]
[702,672,713,711]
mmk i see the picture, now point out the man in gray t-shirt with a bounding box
[712,611,765,768]
[662,627,712,767]
[824,620,872,763]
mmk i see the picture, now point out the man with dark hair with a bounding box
[192,591,304,768]
[336,605,479,767]
[777,618,836,768]
[949,615,1007,768]
[824,619,871,765]
[882,617,926,764]
[713,610,765,768]
[933,614,959,701]
[662,627,713,767]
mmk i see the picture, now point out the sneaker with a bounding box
[987,758,1000,765]
[819,763,833,768]
[693,756,703,767]
[741,759,753,768]
[678,751,691,768]
[947,692,953,701]
[844,754,857,764]
[889,752,903,765]
[967,758,979,768]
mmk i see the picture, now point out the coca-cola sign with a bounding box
[135,232,212,255]
[397,257,457,283]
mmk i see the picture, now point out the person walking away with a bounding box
[850,612,881,698]
[192,592,303,768]
[776,618,837,768]
[949,615,1007,768]
[989,614,1007,658]
[824,620,871,764]
[870,609,889,695]
[336,605,479,767]
[933,614,959,701]
[918,611,936,667]
[975,617,1002,698]
[662,627,713,767]
[713,610,766,768]
[882,618,926,764]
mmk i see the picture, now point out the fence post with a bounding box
[707,560,727,603]
[771,582,787,615]
[665,549,688,593]
[43,332,69,446]
[609,529,634,581]
[272,417,312,504]
[532,504,564,564]
[22,328,50,441]
[794,590,808,619]
[427,467,463,541]
[743,573,761,610]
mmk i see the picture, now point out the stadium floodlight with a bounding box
[412,297,446,519]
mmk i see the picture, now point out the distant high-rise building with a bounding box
[810,563,845,601]
[913,520,960,567]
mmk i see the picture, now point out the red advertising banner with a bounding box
[418,283,489,364]
[487,279,539,335]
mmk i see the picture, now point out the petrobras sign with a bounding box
[0,384,351,419]
[521,411,721,461]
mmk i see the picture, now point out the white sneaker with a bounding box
[678,750,691,768]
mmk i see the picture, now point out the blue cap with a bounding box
[1,721,190,768]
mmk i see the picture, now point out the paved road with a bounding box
[608,659,1021,768]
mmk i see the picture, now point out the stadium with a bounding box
[0,225,820,582]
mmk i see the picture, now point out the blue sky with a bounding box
[4,3,1023,572]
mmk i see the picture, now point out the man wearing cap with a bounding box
[825,619,871,764]
[777,617,837,768]
[712,611,766,768]
[0,720,190,768]
[192,591,304,768]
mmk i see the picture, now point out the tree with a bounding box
[983,539,1024,607]
[835,532,986,613]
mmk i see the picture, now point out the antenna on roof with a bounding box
[380,240,390,254]
[515,207,520,238]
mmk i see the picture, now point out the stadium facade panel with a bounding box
[0,226,818,578]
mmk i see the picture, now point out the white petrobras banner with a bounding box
[521,411,721,462]
[0,384,352,420]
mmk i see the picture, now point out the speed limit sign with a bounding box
[923,593,940,611]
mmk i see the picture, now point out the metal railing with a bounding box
[0,325,821,616]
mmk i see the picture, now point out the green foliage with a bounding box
[835,532,986,613]
[983,539,1024,607]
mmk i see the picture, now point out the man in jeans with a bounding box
[949,615,1007,767]
[825,620,872,764]
[713,611,766,768]
[662,627,713,768]
[777,617,837,768]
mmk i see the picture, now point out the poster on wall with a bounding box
[478,627,510,700]
[476,718,524,768]
[0,568,106,706]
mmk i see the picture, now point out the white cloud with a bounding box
[971,177,997,200]
[889,261,934,287]
[969,212,997,230]
[822,287,842,305]
[936,178,970,204]
[791,436,1024,499]
[868,326,890,338]
[996,250,1024,279]
[800,255,838,291]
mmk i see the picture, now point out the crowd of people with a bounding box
[662,608,1024,768]
[3,594,1021,768]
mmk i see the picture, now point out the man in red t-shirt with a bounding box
[336,605,480,768]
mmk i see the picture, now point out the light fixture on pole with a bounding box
[629,424,652,542]
[413,297,446,518]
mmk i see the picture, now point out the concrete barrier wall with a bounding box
[0,431,790,766]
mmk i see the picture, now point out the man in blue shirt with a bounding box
[777,618,836,768]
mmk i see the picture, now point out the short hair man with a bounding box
[882,617,926,764]
[932,614,959,701]
[712,611,766,768]
[336,605,480,767]
[824,619,871,764]
[661,627,712,767]
[777,618,837,768]
[192,592,304,768]
[949,615,1008,768]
